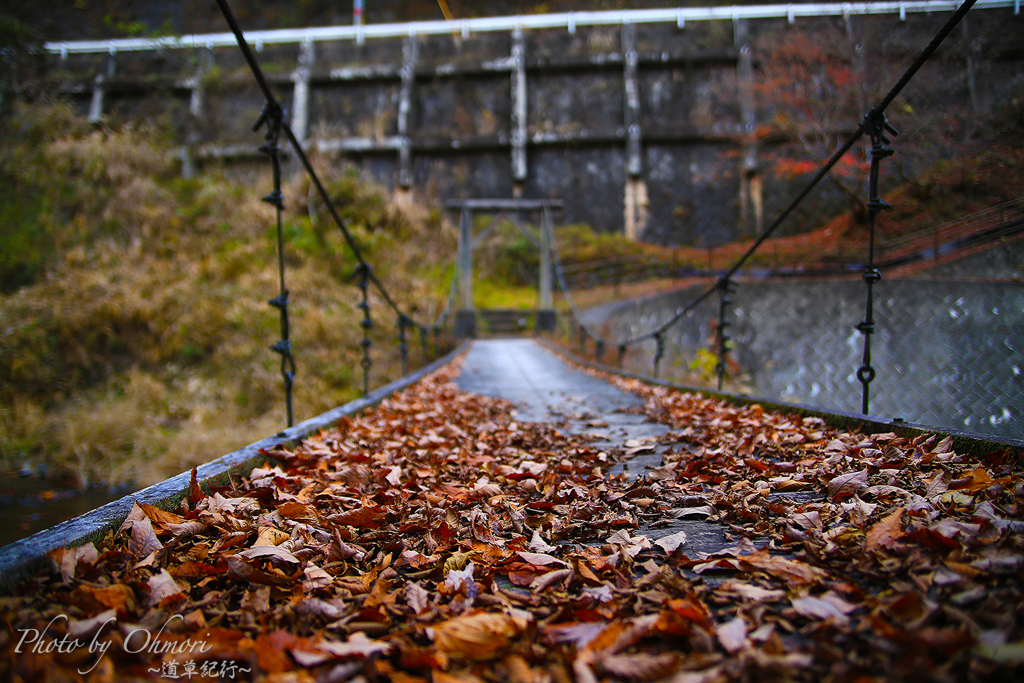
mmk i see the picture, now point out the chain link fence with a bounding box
[581,242,1024,442]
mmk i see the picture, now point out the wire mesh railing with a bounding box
[213,0,454,428]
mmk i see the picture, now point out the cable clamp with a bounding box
[268,291,289,309]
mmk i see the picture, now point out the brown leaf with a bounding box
[828,469,869,501]
[129,518,163,558]
[239,545,301,564]
[790,593,856,624]
[543,622,608,650]
[138,502,183,527]
[169,561,220,578]
[865,507,905,551]
[517,551,568,567]
[330,529,366,561]
[116,502,148,536]
[530,568,572,592]
[70,583,136,615]
[529,529,558,553]
[433,611,523,660]
[224,555,292,586]
[189,465,205,504]
[49,544,99,584]
[385,466,403,486]
[277,500,319,523]
[167,520,208,538]
[254,526,291,546]
[598,652,680,679]
[67,609,117,640]
[404,581,431,615]
[292,632,391,666]
[147,569,184,606]
[718,580,786,603]
[329,505,387,528]
[302,565,334,591]
[839,496,877,528]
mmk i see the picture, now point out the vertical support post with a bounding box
[398,33,418,189]
[291,39,314,146]
[0,48,13,112]
[623,23,641,177]
[622,22,646,240]
[715,276,735,391]
[845,14,868,118]
[536,203,556,332]
[355,263,373,395]
[88,53,116,125]
[397,314,410,377]
[961,13,990,117]
[511,27,528,192]
[735,19,761,237]
[857,111,898,415]
[653,333,665,379]
[257,101,296,428]
[455,205,477,337]
[182,48,212,179]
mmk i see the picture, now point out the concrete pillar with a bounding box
[735,19,761,237]
[844,14,868,118]
[536,204,557,332]
[511,27,528,189]
[961,13,991,117]
[88,53,116,125]
[291,39,314,146]
[622,23,647,240]
[623,23,641,177]
[182,49,213,179]
[398,33,419,189]
[455,206,476,337]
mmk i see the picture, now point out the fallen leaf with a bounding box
[716,616,748,653]
[828,470,868,501]
[433,612,523,660]
[653,531,687,553]
[790,593,856,624]
[865,506,905,551]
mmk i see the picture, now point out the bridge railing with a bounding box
[556,194,1024,289]
[549,0,1023,439]
[877,196,1024,265]
[208,0,456,429]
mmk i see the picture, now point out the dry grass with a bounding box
[0,103,456,490]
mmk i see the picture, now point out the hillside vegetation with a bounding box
[0,101,460,489]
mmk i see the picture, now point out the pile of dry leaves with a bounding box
[2,362,1022,682]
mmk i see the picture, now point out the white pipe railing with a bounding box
[44,1,1020,57]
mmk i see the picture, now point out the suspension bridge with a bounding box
[2,3,1024,679]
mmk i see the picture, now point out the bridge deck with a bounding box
[456,338,729,553]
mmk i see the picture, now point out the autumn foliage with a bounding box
[2,359,1023,681]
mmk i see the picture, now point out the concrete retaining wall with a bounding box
[38,3,1024,244]
[583,273,1024,441]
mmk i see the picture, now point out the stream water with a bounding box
[0,474,133,548]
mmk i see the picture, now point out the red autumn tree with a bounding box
[752,21,871,226]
